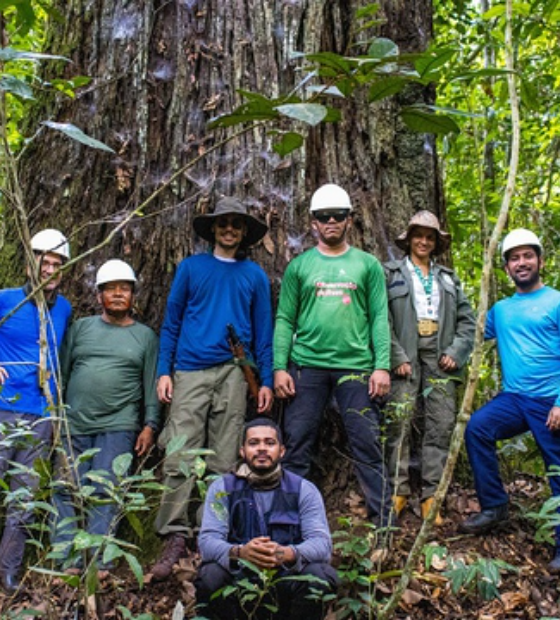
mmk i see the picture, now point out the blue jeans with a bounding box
[0,410,52,574]
[282,366,392,526]
[52,430,136,566]
[465,392,560,542]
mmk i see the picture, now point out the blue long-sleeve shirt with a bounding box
[198,474,333,571]
[157,254,274,388]
[0,287,71,416]
[486,286,560,406]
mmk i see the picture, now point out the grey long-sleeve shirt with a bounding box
[198,474,333,571]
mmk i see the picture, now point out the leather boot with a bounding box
[458,504,509,535]
[150,534,187,581]
[421,497,444,526]
[392,495,408,518]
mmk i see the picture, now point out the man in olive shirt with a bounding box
[274,184,393,528]
[51,260,159,569]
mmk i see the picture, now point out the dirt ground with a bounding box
[2,477,559,619]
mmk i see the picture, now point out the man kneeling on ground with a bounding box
[195,417,338,620]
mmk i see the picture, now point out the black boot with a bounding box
[458,504,509,534]
[0,570,20,594]
[548,547,560,573]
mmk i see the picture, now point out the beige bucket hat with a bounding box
[395,210,451,255]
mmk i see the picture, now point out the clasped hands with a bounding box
[237,536,295,569]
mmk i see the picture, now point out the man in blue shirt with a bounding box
[460,229,560,571]
[195,417,338,620]
[0,229,72,593]
[151,197,274,580]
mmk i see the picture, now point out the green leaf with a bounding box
[355,3,380,19]
[208,105,278,129]
[103,542,124,564]
[368,37,399,59]
[368,76,406,102]
[0,47,69,62]
[323,107,342,123]
[73,531,104,550]
[42,121,115,153]
[275,103,328,126]
[237,89,272,104]
[401,107,460,135]
[273,131,304,157]
[306,85,345,98]
[85,563,98,596]
[125,511,145,538]
[0,0,36,34]
[164,434,188,457]
[450,68,516,82]
[123,553,144,587]
[76,447,101,463]
[30,500,57,515]
[112,452,132,477]
[421,104,483,119]
[304,52,352,75]
[520,79,539,111]
[124,551,144,587]
[0,75,34,99]
[482,5,506,18]
[415,48,456,78]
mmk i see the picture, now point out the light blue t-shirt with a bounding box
[486,286,560,405]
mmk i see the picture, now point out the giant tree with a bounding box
[9,0,441,518]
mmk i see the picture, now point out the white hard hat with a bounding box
[310,184,352,212]
[31,229,70,260]
[96,259,137,288]
[501,228,542,260]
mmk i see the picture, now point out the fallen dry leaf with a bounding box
[500,590,529,611]
[401,588,426,606]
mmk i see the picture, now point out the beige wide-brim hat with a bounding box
[395,210,451,255]
[193,197,268,247]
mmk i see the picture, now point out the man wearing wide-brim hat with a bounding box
[384,210,475,525]
[150,197,274,580]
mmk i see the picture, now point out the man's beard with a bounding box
[511,269,540,291]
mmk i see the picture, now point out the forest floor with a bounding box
[2,475,559,620]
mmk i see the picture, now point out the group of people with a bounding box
[1,184,560,619]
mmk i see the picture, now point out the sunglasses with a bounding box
[313,210,350,224]
[216,216,245,230]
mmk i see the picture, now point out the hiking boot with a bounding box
[392,495,408,518]
[421,497,444,527]
[548,548,560,573]
[0,571,20,595]
[458,504,509,535]
[151,534,187,581]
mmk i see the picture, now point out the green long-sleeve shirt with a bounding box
[61,316,159,435]
[274,247,391,371]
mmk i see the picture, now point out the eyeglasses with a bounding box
[313,210,350,224]
[216,216,245,230]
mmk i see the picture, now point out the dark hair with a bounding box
[242,417,283,444]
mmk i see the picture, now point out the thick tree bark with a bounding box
[13,0,439,514]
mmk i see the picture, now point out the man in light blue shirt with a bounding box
[460,229,560,571]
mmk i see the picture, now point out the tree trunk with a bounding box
[14,0,439,514]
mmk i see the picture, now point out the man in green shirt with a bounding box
[52,259,159,571]
[274,183,393,528]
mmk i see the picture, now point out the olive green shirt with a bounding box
[61,316,159,435]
